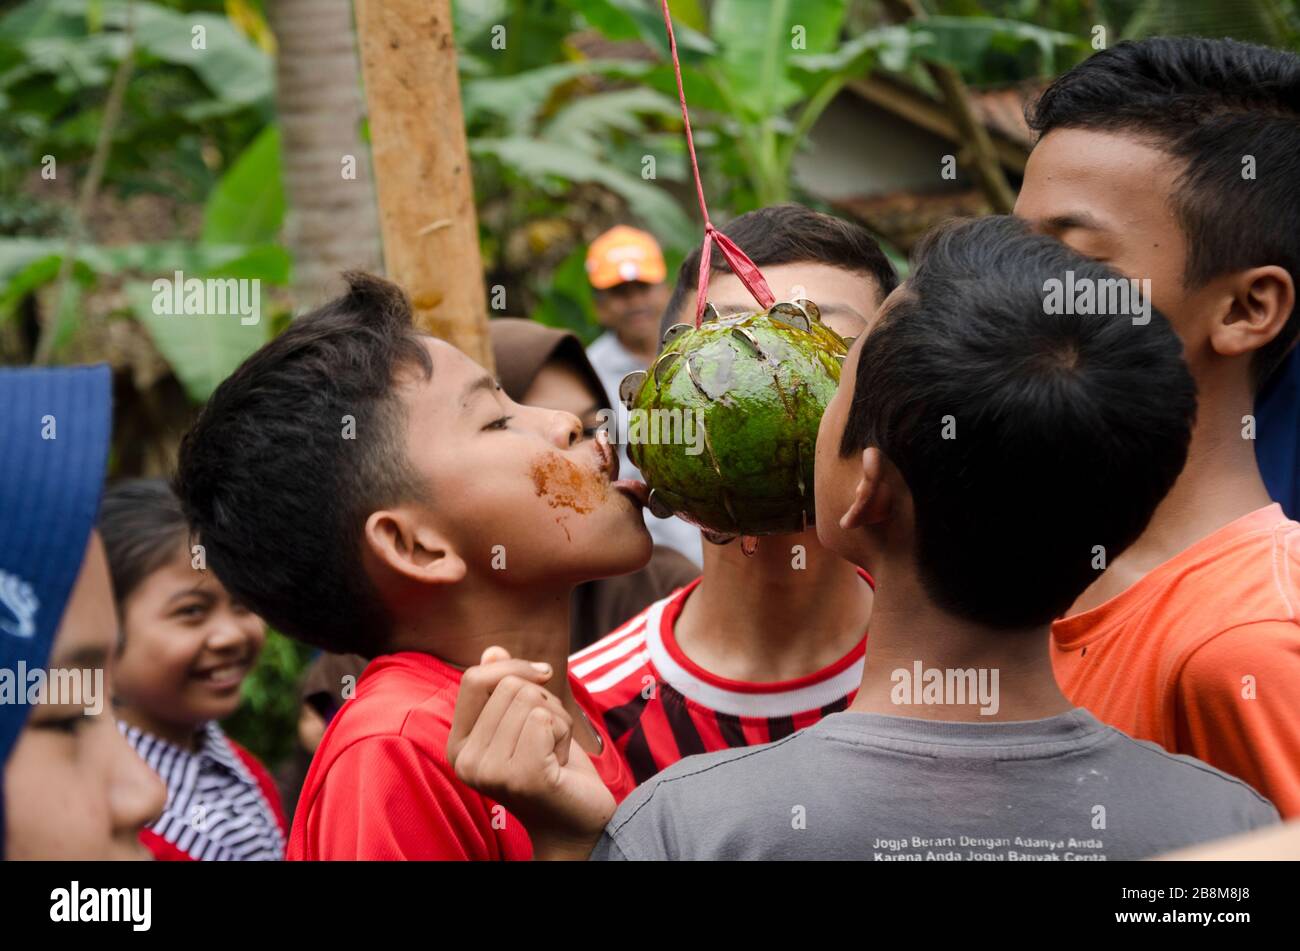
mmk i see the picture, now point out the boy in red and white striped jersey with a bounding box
[574,205,898,783]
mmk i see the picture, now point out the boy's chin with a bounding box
[578,529,653,581]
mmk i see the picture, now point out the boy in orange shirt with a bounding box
[1017,37,1300,814]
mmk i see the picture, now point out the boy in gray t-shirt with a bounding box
[592,710,1276,861]
[445,217,1281,860]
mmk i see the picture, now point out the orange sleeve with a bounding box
[304,735,520,860]
[1175,621,1300,819]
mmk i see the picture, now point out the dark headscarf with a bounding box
[489,319,608,409]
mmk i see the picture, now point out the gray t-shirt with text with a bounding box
[591,709,1278,861]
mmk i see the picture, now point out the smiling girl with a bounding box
[100,479,286,861]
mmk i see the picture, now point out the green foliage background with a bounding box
[3,0,1297,765]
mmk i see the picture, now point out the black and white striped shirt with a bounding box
[119,720,285,861]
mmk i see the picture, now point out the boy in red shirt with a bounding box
[173,273,646,858]
[1016,38,1300,815]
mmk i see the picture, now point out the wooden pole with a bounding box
[355,0,493,370]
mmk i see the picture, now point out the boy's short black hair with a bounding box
[1028,37,1300,385]
[840,216,1197,629]
[100,478,188,613]
[662,203,899,335]
[174,272,433,657]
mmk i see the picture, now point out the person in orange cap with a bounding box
[585,226,701,564]
[584,225,669,389]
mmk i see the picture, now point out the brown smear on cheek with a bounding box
[530,452,609,515]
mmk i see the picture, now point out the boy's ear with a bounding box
[839,447,892,531]
[364,508,466,586]
[1212,265,1295,359]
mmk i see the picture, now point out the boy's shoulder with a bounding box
[289,651,533,860]
[1098,723,1278,813]
[602,713,1278,860]
[639,713,1279,810]
[1162,507,1300,626]
[600,727,839,859]
[608,729,808,832]
[1137,509,1300,695]
[313,651,461,767]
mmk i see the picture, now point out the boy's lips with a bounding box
[594,428,619,481]
[594,428,647,507]
[612,478,649,508]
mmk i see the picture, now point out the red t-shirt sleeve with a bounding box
[1175,621,1300,818]
[303,735,528,860]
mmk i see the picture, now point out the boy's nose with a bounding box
[549,409,583,448]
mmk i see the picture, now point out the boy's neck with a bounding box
[1069,386,1273,614]
[674,528,872,683]
[847,564,1073,723]
[387,579,602,754]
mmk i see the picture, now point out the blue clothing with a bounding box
[1257,347,1299,519]
[0,365,112,856]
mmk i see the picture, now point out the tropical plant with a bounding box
[0,0,286,396]
[565,0,1090,211]
[7,0,1295,766]
[221,630,316,770]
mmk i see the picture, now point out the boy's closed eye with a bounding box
[461,374,516,433]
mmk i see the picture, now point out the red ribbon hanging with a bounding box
[660,0,776,328]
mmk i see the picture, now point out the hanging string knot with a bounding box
[660,0,774,328]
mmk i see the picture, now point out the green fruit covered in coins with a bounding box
[620,300,848,541]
